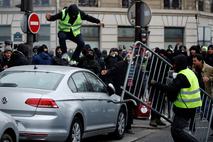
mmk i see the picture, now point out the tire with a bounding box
[111,108,126,140]
[66,117,83,142]
[1,133,14,142]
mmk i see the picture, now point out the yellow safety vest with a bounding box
[174,68,202,108]
[58,9,82,37]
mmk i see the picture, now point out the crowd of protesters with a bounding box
[150,43,213,140]
[0,40,212,134]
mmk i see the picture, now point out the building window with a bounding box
[0,25,11,42]
[37,25,50,41]
[164,0,182,9]
[211,0,213,13]
[0,0,10,7]
[164,27,184,49]
[118,26,135,48]
[198,26,211,46]
[122,0,132,8]
[198,0,204,11]
[78,0,98,7]
[33,0,49,6]
[81,26,99,48]
[33,25,50,48]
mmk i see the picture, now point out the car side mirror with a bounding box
[107,83,115,96]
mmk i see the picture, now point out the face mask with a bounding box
[110,52,116,57]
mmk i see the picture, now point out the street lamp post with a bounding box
[16,0,34,61]
[135,0,142,42]
[56,0,60,46]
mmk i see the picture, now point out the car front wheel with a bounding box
[1,133,14,142]
[66,117,83,142]
[111,108,126,139]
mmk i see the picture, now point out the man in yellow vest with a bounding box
[46,4,104,62]
[151,54,202,142]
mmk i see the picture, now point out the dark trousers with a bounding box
[58,31,85,61]
[126,101,134,130]
[171,112,199,142]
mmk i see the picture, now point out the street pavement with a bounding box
[83,118,173,142]
[83,118,213,142]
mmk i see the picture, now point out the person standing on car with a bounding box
[46,4,104,62]
[150,54,202,142]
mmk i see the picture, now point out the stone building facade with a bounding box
[0,0,213,51]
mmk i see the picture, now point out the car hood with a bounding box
[0,87,51,117]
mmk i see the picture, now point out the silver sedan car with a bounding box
[0,111,19,142]
[0,65,127,142]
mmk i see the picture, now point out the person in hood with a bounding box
[150,54,202,142]
[11,43,30,66]
[53,46,69,66]
[32,45,53,65]
[46,4,104,62]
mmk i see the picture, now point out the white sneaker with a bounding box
[70,60,78,65]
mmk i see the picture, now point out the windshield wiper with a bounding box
[0,83,18,87]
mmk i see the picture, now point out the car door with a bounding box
[84,72,119,127]
[70,71,103,131]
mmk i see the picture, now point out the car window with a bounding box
[0,71,63,90]
[68,77,77,92]
[84,72,107,93]
[71,72,89,92]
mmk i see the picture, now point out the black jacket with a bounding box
[153,71,202,118]
[48,4,100,25]
[77,56,101,75]
[11,51,30,66]
[104,60,128,96]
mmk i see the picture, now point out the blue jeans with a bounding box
[58,31,85,61]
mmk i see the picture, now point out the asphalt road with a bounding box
[20,118,213,142]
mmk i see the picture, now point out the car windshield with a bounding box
[0,71,64,90]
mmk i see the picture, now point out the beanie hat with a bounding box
[4,46,12,52]
[172,54,188,72]
[68,4,79,17]
[17,44,29,57]
[201,46,208,52]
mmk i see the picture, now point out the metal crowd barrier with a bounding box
[121,41,213,142]
[192,88,213,142]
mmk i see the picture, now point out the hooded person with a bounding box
[45,4,104,62]
[53,46,69,66]
[150,54,202,142]
[32,45,53,65]
[10,43,30,66]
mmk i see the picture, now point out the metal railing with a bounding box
[121,41,213,142]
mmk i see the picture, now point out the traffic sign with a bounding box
[28,13,40,34]
[127,2,152,27]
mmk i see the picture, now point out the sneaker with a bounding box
[156,119,166,126]
[70,60,78,66]
[149,119,157,127]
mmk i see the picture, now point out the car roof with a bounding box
[4,65,87,74]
